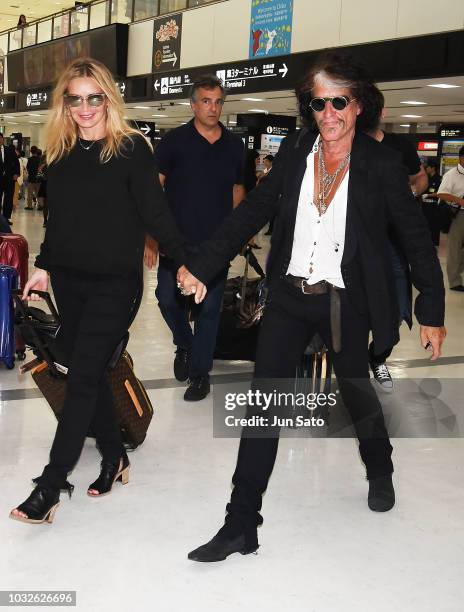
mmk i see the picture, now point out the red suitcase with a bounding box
[0,233,29,361]
[0,234,29,290]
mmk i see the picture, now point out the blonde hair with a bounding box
[45,57,142,165]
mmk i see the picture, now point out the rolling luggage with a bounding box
[214,246,266,361]
[0,265,18,369]
[14,291,154,449]
[0,233,29,360]
[0,233,29,290]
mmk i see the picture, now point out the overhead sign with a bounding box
[418,141,438,151]
[153,13,182,73]
[249,0,293,59]
[17,90,51,112]
[116,80,127,99]
[440,125,464,138]
[152,55,294,101]
[132,120,157,140]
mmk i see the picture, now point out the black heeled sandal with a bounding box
[87,453,130,497]
[9,480,74,525]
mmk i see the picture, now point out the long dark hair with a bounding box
[295,52,383,132]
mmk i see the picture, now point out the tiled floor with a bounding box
[1,206,463,612]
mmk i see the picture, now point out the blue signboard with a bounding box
[249,0,293,59]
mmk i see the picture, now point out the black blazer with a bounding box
[0,144,20,180]
[189,129,445,355]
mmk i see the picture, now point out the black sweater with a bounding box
[35,135,185,275]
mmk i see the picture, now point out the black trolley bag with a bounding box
[214,245,267,361]
[13,290,153,450]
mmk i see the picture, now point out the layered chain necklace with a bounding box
[315,141,350,215]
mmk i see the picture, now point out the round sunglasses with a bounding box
[309,96,356,112]
[64,93,106,108]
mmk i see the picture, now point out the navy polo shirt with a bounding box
[154,119,244,245]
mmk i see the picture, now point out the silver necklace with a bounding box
[78,137,96,151]
[315,142,350,215]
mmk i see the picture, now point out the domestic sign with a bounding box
[153,13,182,73]
[152,55,294,101]
[17,90,51,112]
[249,0,293,59]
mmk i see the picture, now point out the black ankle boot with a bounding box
[10,480,74,525]
[188,525,259,562]
[368,474,395,512]
[87,452,130,497]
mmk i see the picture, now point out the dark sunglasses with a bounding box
[309,96,356,112]
[64,93,106,108]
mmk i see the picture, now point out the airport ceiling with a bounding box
[0,1,76,32]
[3,74,464,133]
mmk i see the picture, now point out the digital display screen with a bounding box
[7,25,128,92]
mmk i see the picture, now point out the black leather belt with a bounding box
[285,275,342,353]
[285,276,330,295]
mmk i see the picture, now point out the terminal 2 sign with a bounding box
[152,54,299,101]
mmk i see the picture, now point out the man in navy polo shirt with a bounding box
[146,75,245,401]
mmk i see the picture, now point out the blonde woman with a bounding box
[10,58,185,525]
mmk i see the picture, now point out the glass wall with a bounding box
[8,30,22,52]
[110,0,133,23]
[70,8,89,35]
[22,24,37,48]
[2,0,228,51]
[134,0,160,20]
[160,0,188,14]
[53,13,71,39]
[89,1,110,29]
[0,33,9,56]
[37,19,53,44]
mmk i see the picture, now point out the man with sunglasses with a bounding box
[145,75,245,401]
[179,54,446,562]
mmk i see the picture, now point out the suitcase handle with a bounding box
[12,289,60,322]
[11,290,61,377]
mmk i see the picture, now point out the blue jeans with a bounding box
[155,256,228,379]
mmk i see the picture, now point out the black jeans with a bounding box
[225,279,394,534]
[0,176,15,221]
[38,269,141,490]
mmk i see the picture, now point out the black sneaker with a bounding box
[173,347,189,382]
[184,376,210,402]
[370,362,394,393]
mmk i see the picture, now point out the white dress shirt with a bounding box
[438,164,464,200]
[287,136,348,288]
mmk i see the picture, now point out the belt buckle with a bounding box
[300,279,311,294]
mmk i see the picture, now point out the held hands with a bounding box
[143,235,159,269]
[176,266,207,304]
[420,325,446,361]
[21,268,48,301]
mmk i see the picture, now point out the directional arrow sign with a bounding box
[133,121,157,139]
[279,63,288,78]
[162,52,177,67]
[154,80,160,92]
